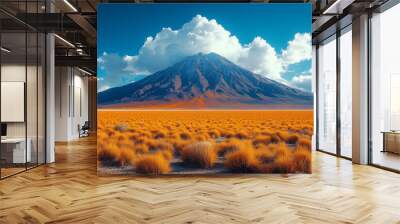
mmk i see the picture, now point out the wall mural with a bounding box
[97,3,313,175]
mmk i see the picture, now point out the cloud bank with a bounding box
[97,52,147,91]
[290,71,312,91]
[98,15,311,91]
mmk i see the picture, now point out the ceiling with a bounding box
[0,0,391,75]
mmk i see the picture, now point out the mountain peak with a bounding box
[98,52,313,108]
[194,52,218,57]
[177,52,233,68]
[188,52,224,60]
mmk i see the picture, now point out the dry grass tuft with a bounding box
[171,139,192,155]
[272,144,294,173]
[292,147,311,173]
[195,134,208,141]
[208,130,220,138]
[255,149,275,164]
[134,144,149,154]
[272,156,293,173]
[135,154,171,175]
[148,140,174,153]
[220,130,234,138]
[215,139,248,156]
[119,148,136,166]
[234,131,249,139]
[286,134,299,144]
[277,131,299,144]
[156,150,174,161]
[181,141,217,168]
[224,147,258,173]
[114,124,128,132]
[275,143,292,158]
[255,164,274,173]
[98,143,121,165]
[252,135,272,147]
[152,130,167,139]
[180,132,192,140]
[297,138,311,150]
[277,131,289,141]
[134,137,147,145]
[270,134,281,144]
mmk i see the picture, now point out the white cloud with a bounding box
[127,15,244,75]
[292,74,312,83]
[99,15,312,89]
[281,33,312,66]
[124,15,310,80]
[97,52,145,91]
[98,85,110,92]
[291,73,312,91]
[239,37,285,80]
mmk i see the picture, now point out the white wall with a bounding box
[71,73,89,138]
[1,63,46,164]
[54,67,89,141]
[1,65,26,139]
[1,65,40,138]
[55,67,69,141]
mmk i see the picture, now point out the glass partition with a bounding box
[317,36,337,154]
[339,28,352,158]
[38,32,45,165]
[27,30,38,169]
[0,1,46,179]
[1,30,28,177]
[370,3,400,171]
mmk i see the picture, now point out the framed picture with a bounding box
[97,3,313,175]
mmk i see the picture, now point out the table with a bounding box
[1,138,31,163]
[381,131,400,154]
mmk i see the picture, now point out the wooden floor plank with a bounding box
[0,136,399,224]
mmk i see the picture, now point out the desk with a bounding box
[1,138,31,163]
[382,131,400,154]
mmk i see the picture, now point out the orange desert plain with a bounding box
[97,110,313,175]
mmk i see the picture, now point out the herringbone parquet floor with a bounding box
[1,136,400,224]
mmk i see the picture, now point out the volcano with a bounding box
[98,52,313,109]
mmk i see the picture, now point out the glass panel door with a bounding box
[370,4,400,171]
[1,31,28,177]
[0,0,46,179]
[339,28,352,158]
[317,36,337,154]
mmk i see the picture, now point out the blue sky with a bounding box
[97,3,312,92]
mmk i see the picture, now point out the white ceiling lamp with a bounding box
[63,0,78,12]
[78,67,93,76]
[1,47,11,53]
[54,34,75,48]
[322,0,355,15]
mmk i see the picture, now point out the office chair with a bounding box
[79,121,90,138]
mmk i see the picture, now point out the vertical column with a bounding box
[54,67,72,141]
[336,30,341,156]
[46,33,55,163]
[46,1,55,163]
[312,45,317,151]
[352,14,369,164]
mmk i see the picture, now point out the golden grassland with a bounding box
[97,110,313,175]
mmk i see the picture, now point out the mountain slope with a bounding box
[98,53,313,108]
